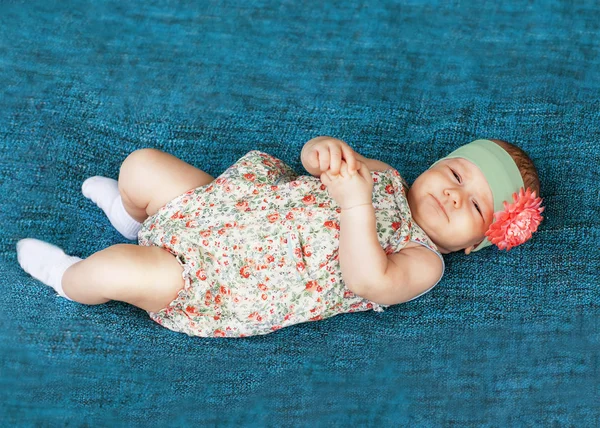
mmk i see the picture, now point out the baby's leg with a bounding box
[62,244,185,313]
[118,148,216,223]
[82,148,215,239]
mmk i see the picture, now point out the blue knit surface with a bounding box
[1,0,599,425]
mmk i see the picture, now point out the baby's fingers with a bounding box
[307,149,320,169]
[317,147,331,172]
[328,145,343,175]
[340,145,358,174]
[357,161,372,182]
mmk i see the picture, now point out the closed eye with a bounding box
[451,168,482,217]
[451,169,461,183]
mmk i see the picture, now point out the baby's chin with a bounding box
[411,211,477,254]
[410,209,445,248]
[426,233,454,254]
[435,235,485,255]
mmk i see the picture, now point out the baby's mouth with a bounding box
[431,194,448,220]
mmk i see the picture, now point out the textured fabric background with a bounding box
[1,0,599,425]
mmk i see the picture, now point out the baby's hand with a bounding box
[320,160,373,210]
[301,136,360,176]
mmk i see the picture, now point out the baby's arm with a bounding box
[339,204,389,295]
[339,205,443,305]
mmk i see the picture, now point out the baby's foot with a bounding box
[82,176,141,240]
[16,238,82,301]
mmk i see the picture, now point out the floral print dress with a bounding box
[137,150,445,338]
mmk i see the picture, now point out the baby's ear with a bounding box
[464,245,475,255]
[464,239,484,255]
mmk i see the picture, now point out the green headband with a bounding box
[429,139,524,252]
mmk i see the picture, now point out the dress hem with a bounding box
[146,250,194,322]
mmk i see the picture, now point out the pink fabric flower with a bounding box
[485,187,545,251]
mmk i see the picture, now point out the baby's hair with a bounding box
[490,139,541,196]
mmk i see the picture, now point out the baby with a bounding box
[16,137,544,338]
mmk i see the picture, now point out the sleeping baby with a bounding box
[16,136,544,338]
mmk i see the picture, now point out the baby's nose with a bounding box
[445,189,463,207]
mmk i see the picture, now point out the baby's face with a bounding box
[406,157,495,254]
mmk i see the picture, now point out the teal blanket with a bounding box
[1,0,598,425]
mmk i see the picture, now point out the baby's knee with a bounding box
[118,149,164,205]
[120,148,163,179]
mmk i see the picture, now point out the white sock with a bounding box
[82,176,142,240]
[16,239,83,301]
